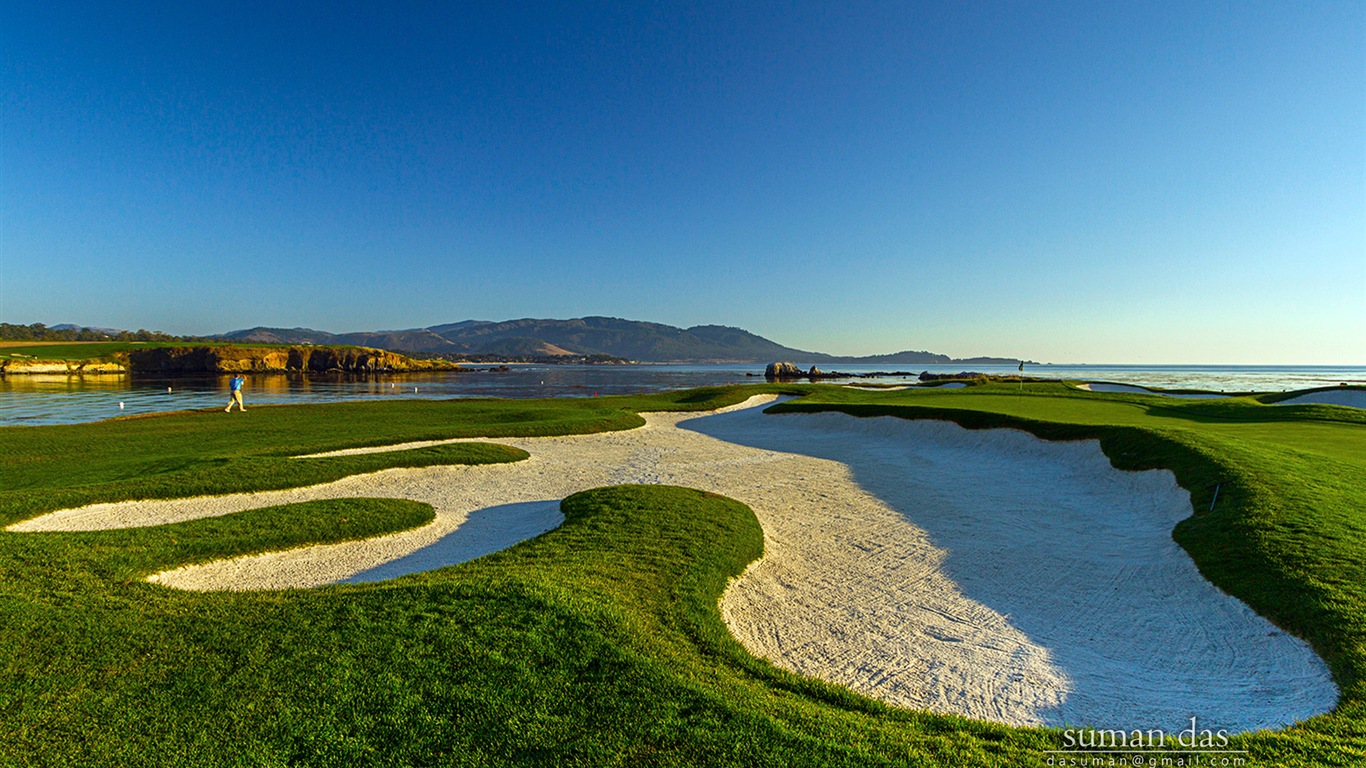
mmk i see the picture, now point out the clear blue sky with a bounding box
[3,1,1362,363]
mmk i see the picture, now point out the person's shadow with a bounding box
[345,500,563,583]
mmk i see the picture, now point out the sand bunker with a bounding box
[1273,389,1366,409]
[1077,382,1225,398]
[9,396,1335,731]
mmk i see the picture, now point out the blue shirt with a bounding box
[230,376,245,391]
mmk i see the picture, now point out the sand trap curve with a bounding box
[1273,389,1366,409]
[8,395,1335,732]
[1077,382,1225,398]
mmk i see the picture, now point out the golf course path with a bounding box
[9,395,1337,732]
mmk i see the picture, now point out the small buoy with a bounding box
[167,387,173,393]
[118,402,124,409]
[414,387,418,393]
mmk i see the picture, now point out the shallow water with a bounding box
[2,363,1363,426]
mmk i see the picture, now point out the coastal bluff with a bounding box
[127,345,458,374]
[0,345,458,375]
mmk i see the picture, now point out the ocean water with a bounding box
[2,363,1363,426]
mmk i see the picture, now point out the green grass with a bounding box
[772,381,1366,763]
[1,382,1363,766]
[0,387,802,519]
[0,341,225,361]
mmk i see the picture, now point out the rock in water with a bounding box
[765,361,804,380]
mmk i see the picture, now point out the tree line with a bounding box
[0,323,206,342]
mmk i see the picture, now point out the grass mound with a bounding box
[0,485,1042,766]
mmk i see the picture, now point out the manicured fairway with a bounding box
[0,384,1362,766]
[0,341,206,361]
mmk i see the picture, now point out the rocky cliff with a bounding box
[0,359,126,375]
[126,346,458,373]
[0,344,458,375]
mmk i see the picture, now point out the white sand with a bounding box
[7,395,1336,732]
[1273,389,1366,409]
[1077,382,1226,398]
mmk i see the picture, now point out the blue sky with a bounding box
[3,1,1362,363]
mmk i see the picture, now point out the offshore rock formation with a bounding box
[763,362,850,381]
[764,362,805,380]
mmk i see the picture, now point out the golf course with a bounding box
[2,382,1363,766]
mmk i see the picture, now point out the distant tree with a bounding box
[0,323,36,340]
[0,323,48,340]
[0,322,193,342]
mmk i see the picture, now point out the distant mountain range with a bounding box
[214,317,1023,366]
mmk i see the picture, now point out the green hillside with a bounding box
[221,316,1018,364]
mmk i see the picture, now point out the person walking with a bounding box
[225,375,246,412]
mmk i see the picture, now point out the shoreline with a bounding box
[4,368,1365,427]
